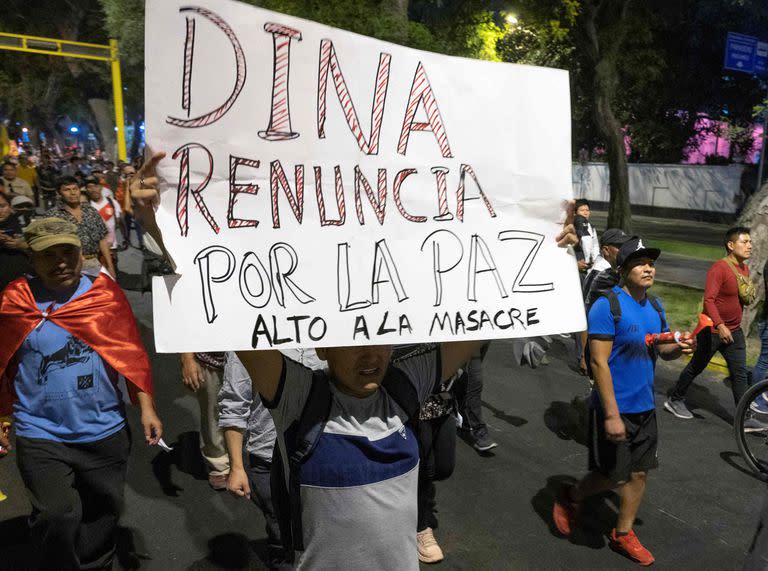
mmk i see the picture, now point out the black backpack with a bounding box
[584,289,667,378]
[270,364,421,562]
[583,268,619,309]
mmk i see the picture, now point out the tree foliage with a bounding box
[504,0,767,231]
[0,0,111,148]
[2,0,766,177]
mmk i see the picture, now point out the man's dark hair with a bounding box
[2,160,16,169]
[57,175,80,190]
[724,226,750,252]
[575,198,590,210]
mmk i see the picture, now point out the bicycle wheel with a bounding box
[734,378,768,479]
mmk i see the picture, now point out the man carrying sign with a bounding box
[131,152,577,568]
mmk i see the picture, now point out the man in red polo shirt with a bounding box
[664,226,762,426]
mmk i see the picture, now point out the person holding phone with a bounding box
[0,191,29,292]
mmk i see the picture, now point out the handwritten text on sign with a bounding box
[145,0,585,352]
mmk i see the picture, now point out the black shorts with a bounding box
[588,407,658,482]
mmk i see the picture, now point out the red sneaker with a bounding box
[552,484,579,536]
[609,528,655,566]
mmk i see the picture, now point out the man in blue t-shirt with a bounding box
[0,218,162,570]
[552,237,694,566]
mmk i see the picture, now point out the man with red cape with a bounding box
[0,217,162,570]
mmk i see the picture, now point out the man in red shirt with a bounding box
[665,227,761,426]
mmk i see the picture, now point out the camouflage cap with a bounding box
[23,217,81,252]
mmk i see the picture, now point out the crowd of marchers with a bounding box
[1,154,768,569]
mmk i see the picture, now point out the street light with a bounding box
[506,14,519,27]
[69,125,80,134]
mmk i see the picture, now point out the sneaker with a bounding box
[609,528,655,566]
[416,527,444,563]
[208,474,228,490]
[750,393,768,415]
[664,398,693,420]
[472,429,498,452]
[743,414,768,433]
[552,484,579,537]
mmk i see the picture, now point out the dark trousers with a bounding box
[15,428,130,570]
[246,453,288,570]
[123,213,144,248]
[417,415,457,532]
[456,355,487,434]
[670,328,749,406]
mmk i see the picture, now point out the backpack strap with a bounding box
[603,288,665,330]
[290,371,333,466]
[605,289,622,324]
[584,290,619,379]
[646,293,667,331]
[382,365,420,422]
[272,370,333,559]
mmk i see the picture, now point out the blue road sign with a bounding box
[757,39,768,75]
[725,32,768,76]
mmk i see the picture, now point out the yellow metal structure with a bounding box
[0,32,128,161]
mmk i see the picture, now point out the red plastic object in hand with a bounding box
[693,313,715,336]
[645,331,683,346]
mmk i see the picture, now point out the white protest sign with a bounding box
[145,0,586,352]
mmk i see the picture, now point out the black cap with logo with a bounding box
[617,237,661,268]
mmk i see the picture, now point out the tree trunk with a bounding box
[594,65,631,232]
[89,98,117,160]
[389,0,409,18]
[737,179,768,335]
[580,0,634,233]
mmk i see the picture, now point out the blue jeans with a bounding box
[753,320,768,384]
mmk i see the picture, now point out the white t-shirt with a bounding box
[100,185,115,200]
[90,196,122,249]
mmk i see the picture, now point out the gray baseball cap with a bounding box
[601,228,630,247]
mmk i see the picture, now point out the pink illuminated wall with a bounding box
[683,116,763,164]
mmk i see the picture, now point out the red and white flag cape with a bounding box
[0,274,154,416]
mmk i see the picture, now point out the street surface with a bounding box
[1,241,764,570]
[591,211,729,289]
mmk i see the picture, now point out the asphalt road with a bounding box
[591,211,730,289]
[590,212,729,249]
[1,233,764,570]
